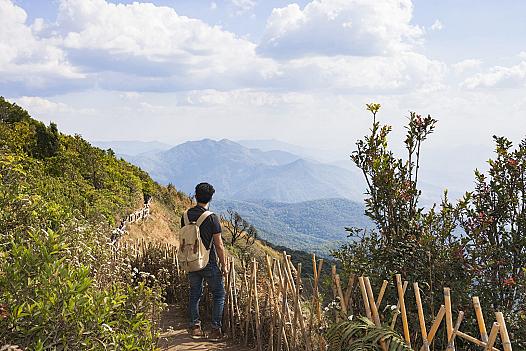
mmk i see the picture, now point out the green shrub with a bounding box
[0,97,166,350]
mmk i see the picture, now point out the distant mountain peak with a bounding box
[120,138,365,203]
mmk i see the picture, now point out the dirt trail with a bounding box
[158,305,251,351]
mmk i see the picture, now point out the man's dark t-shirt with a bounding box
[180,205,222,266]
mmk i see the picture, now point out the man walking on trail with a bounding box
[181,182,228,341]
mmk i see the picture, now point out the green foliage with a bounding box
[326,317,411,351]
[334,106,465,286]
[0,97,166,350]
[1,229,157,350]
[333,104,525,348]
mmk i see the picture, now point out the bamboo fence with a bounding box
[113,201,513,351]
[122,239,515,351]
[111,197,152,243]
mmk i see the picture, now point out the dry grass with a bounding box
[125,201,181,246]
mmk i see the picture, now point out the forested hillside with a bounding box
[213,198,373,256]
[0,97,189,349]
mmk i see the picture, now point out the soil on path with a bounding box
[157,305,251,351]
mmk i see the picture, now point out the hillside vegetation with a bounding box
[0,97,189,349]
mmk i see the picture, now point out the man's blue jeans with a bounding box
[188,262,225,329]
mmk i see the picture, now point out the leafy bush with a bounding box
[0,97,167,350]
[333,104,525,348]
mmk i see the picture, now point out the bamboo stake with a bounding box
[358,276,372,320]
[296,263,312,351]
[292,263,299,349]
[232,262,241,331]
[311,255,325,351]
[444,287,454,350]
[375,280,388,309]
[496,312,513,351]
[473,296,489,343]
[265,256,276,351]
[344,273,356,311]
[390,281,408,330]
[253,260,263,351]
[229,259,236,339]
[456,331,500,351]
[335,274,348,315]
[446,311,464,351]
[486,322,500,351]
[283,252,296,294]
[328,265,340,323]
[364,277,380,326]
[310,254,318,332]
[280,262,291,351]
[275,260,284,351]
[413,282,429,351]
[224,261,232,336]
[396,274,411,347]
[276,260,290,351]
[244,262,255,346]
[421,305,445,350]
[364,277,387,351]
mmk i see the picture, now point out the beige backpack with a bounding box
[177,210,213,272]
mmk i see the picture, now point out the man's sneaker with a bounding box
[208,328,223,342]
[189,325,205,339]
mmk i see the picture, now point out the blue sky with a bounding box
[1,0,525,197]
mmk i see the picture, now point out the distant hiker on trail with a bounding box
[178,182,228,342]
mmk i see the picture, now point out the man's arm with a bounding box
[213,233,228,275]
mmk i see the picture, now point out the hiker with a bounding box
[179,182,227,341]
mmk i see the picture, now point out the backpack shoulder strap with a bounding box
[183,209,190,226]
[196,211,213,227]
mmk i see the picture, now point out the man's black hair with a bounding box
[195,182,215,203]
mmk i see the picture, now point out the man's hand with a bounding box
[213,232,228,277]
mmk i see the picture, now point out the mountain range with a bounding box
[120,138,366,203]
[95,138,371,255]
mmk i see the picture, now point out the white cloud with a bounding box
[452,59,482,74]
[258,0,424,58]
[210,2,217,10]
[518,51,526,60]
[277,52,446,93]
[0,0,83,95]
[231,0,257,13]
[462,60,526,89]
[0,0,444,96]
[182,89,307,107]
[15,96,71,114]
[430,19,443,31]
[54,0,277,90]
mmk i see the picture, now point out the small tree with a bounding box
[333,104,468,349]
[34,122,60,159]
[222,209,250,246]
[245,224,258,246]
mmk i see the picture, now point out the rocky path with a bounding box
[157,305,251,351]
